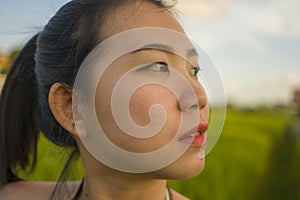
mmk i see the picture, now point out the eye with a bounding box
[142,62,169,72]
[189,66,200,76]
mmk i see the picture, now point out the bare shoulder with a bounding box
[170,189,190,200]
[0,181,81,200]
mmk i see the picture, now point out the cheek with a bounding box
[153,148,205,180]
[128,85,181,145]
[129,85,177,126]
[129,85,180,126]
[95,84,181,153]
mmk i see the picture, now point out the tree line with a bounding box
[0,49,20,74]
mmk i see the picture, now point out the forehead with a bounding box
[104,1,185,37]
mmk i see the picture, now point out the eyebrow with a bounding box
[131,43,199,57]
[187,48,198,57]
[131,43,175,55]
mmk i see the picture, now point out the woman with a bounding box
[0,0,210,199]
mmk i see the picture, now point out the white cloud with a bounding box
[176,0,300,106]
[231,1,300,39]
[176,0,300,52]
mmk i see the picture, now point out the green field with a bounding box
[21,109,300,200]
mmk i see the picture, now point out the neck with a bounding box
[76,139,169,200]
[76,138,169,200]
[79,170,167,200]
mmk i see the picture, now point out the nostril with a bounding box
[178,85,207,112]
[200,103,207,111]
[198,92,207,109]
[189,104,199,111]
[178,92,198,112]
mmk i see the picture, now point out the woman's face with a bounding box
[93,2,209,179]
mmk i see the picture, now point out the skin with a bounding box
[0,2,209,200]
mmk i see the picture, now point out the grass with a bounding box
[21,109,300,199]
[169,109,300,200]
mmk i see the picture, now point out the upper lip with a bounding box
[179,123,208,140]
[197,123,208,133]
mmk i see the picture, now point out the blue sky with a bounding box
[1,0,300,107]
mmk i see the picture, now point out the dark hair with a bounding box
[0,34,39,185]
[0,0,175,190]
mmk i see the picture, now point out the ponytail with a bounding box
[0,34,40,185]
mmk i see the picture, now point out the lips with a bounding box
[178,123,208,147]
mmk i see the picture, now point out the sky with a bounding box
[0,0,299,107]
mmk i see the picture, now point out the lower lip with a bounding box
[178,134,206,148]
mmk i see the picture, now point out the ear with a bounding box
[48,82,77,136]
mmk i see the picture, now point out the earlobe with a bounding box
[48,82,77,136]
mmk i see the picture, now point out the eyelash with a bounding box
[142,62,169,72]
[189,66,200,76]
[139,62,200,77]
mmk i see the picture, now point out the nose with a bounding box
[179,77,207,112]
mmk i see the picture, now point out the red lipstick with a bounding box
[178,124,208,147]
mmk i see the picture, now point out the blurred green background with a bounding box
[16,108,300,200]
[1,0,300,199]
[1,40,300,200]
[1,47,300,199]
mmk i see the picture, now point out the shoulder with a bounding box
[0,181,55,200]
[170,189,190,200]
[0,181,81,200]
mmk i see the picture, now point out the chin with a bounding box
[154,156,205,180]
